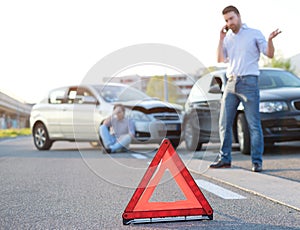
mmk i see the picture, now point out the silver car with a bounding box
[30,83,182,150]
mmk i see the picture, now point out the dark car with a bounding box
[30,83,182,150]
[183,68,300,154]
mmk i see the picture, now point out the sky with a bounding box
[1,0,299,104]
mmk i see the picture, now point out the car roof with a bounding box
[51,82,131,91]
[208,67,287,76]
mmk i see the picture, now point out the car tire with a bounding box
[184,119,202,151]
[169,139,180,149]
[264,142,275,153]
[237,113,250,155]
[33,123,53,150]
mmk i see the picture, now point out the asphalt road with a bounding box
[0,137,299,229]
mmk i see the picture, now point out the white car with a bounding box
[30,83,182,150]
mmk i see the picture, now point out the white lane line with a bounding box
[196,179,246,200]
[131,153,148,159]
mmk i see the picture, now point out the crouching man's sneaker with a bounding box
[252,163,262,172]
[103,148,112,154]
[210,159,231,168]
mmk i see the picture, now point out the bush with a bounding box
[0,128,31,138]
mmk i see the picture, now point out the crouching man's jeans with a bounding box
[99,125,131,153]
[219,75,264,165]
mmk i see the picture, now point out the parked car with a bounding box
[30,83,182,150]
[183,68,300,154]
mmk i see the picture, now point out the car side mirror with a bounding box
[208,75,224,94]
[208,85,223,94]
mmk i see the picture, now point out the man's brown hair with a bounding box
[222,5,240,16]
[113,103,125,112]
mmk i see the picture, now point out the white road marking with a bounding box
[131,153,148,159]
[196,179,246,200]
[130,154,246,200]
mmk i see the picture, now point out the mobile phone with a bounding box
[223,26,229,33]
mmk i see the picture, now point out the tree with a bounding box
[261,52,295,73]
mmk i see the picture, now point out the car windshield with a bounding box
[259,70,300,89]
[93,85,151,102]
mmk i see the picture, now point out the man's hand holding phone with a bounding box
[220,25,228,40]
[223,25,229,33]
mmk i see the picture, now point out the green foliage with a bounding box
[261,53,295,73]
[270,57,293,70]
[146,76,179,103]
[0,128,31,138]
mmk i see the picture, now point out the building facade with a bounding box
[102,74,199,105]
[0,91,32,129]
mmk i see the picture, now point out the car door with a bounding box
[71,87,101,140]
[189,73,223,139]
[57,87,77,139]
[206,73,225,139]
[45,87,68,138]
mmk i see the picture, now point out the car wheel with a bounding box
[264,142,275,153]
[33,123,53,150]
[184,119,202,151]
[237,113,250,155]
[169,139,180,149]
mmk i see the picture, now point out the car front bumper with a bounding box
[261,114,300,142]
[133,121,181,144]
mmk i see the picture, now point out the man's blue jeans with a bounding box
[99,125,131,153]
[219,75,264,165]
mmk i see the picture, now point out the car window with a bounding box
[49,89,66,104]
[67,87,96,104]
[189,81,206,100]
[94,85,150,102]
[259,70,300,89]
[186,71,227,106]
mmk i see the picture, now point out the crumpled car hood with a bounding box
[119,100,182,114]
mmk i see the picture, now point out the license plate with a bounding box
[166,124,178,130]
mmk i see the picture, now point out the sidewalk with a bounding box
[187,159,300,211]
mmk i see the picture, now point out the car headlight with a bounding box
[259,101,288,113]
[129,110,151,121]
[177,111,183,120]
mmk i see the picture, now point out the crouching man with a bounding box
[99,104,135,153]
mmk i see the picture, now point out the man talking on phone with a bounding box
[210,5,281,172]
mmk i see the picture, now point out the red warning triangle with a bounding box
[122,139,213,224]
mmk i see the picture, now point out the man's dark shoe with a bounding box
[252,163,262,172]
[210,159,231,168]
[103,147,112,154]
